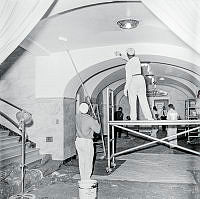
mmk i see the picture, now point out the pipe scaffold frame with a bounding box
[106,88,200,173]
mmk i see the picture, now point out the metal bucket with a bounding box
[9,194,36,199]
[78,180,98,199]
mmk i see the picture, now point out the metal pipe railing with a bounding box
[0,97,23,111]
[106,88,111,171]
[113,125,200,157]
[106,87,200,173]
[0,111,19,128]
[0,98,32,130]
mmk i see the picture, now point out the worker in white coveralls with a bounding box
[75,102,101,180]
[196,90,200,119]
[115,48,153,120]
[167,104,179,147]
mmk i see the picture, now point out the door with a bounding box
[154,99,169,119]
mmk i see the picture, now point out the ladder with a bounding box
[92,104,106,159]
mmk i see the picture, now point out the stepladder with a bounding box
[92,103,106,159]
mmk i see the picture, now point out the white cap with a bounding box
[79,103,89,113]
[126,48,135,55]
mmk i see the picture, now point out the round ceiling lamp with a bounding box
[159,77,165,81]
[117,19,139,29]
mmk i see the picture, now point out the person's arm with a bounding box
[90,117,101,134]
[114,51,130,96]
[114,51,128,61]
[124,61,133,96]
[152,111,156,120]
[124,84,128,97]
[155,112,159,120]
[167,111,170,120]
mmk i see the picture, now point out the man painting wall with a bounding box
[115,48,153,120]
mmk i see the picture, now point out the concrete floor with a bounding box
[31,180,199,199]
[29,130,200,199]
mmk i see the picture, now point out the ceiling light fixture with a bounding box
[146,74,154,79]
[159,77,165,81]
[117,19,139,29]
[141,63,149,67]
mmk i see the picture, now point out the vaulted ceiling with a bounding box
[22,1,190,53]
[20,0,200,97]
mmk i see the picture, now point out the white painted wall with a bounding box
[0,50,36,135]
[35,52,76,98]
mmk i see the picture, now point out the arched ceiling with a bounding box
[91,69,196,99]
[22,1,190,53]
[64,55,200,98]
[110,82,194,99]
[20,0,200,98]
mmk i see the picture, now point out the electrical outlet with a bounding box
[46,137,53,142]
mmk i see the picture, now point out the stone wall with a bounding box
[63,98,76,159]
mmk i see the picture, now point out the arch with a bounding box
[91,69,198,101]
[64,54,200,99]
[110,77,195,106]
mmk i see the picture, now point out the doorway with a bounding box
[154,99,169,119]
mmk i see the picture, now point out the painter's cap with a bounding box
[79,102,89,113]
[126,48,135,55]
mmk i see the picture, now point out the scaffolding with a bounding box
[106,88,200,173]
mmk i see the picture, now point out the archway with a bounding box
[62,54,200,159]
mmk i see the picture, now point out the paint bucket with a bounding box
[9,194,36,199]
[78,180,98,199]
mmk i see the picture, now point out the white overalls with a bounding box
[125,57,153,120]
[75,138,94,180]
[75,113,100,180]
[196,98,200,119]
[167,109,178,146]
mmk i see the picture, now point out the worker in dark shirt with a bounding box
[75,102,100,180]
[114,107,124,138]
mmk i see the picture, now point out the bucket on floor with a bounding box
[9,194,36,199]
[78,179,98,199]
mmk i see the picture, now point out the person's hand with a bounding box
[85,96,90,103]
[114,51,121,57]
[124,89,128,97]
[93,116,98,120]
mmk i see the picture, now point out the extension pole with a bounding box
[59,37,96,118]
[67,51,96,117]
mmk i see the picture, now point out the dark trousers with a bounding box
[160,116,167,131]
[114,127,122,138]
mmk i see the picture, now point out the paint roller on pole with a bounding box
[58,36,97,119]
[59,36,106,159]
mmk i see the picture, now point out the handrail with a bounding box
[0,111,19,129]
[0,98,22,111]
